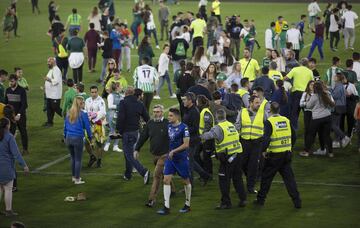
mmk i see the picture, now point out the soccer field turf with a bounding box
[0,0,360,227]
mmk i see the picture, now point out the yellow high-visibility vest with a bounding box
[240,108,264,140]
[268,115,292,153]
[199,108,214,135]
[0,103,5,119]
[259,98,268,113]
[216,121,243,154]
[237,88,249,97]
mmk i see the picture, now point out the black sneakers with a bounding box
[87,155,97,168]
[215,204,232,210]
[96,159,102,168]
[145,200,155,208]
[157,206,170,215]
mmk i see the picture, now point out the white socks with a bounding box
[164,185,171,208]
[184,184,192,207]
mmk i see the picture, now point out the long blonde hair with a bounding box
[69,96,84,123]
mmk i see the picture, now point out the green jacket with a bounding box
[62,88,77,116]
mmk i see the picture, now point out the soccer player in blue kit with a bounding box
[157,108,192,215]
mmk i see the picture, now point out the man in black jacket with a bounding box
[182,92,211,185]
[135,104,176,208]
[170,31,189,74]
[227,15,243,60]
[117,87,150,183]
[5,74,28,154]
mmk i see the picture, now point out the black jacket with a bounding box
[116,95,150,134]
[183,105,200,146]
[5,86,27,115]
[187,85,212,101]
[135,118,169,156]
[102,38,113,59]
[170,37,189,61]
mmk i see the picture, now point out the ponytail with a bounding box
[276,80,288,103]
[0,118,10,141]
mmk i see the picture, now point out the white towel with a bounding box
[68,52,84,69]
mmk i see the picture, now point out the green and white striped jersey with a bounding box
[133,64,159,93]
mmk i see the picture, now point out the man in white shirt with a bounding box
[133,57,159,112]
[85,85,107,168]
[155,44,176,100]
[44,57,63,127]
[286,23,302,60]
[341,5,358,50]
[265,22,275,50]
[308,0,321,28]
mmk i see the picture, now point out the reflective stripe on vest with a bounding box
[199,108,214,135]
[240,108,264,140]
[237,88,249,97]
[268,115,292,153]
[216,121,243,154]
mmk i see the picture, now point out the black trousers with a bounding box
[257,152,301,206]
[72,64,83,84]
[31,0,40,13]
[13,16,18,36]
[56,57,68,81]
[305,116,332,154]
[143,92,154,113]
[10,114,28,151]
[240,138,263,191]
[290,91,303,130]
[192,37,204,57]
[46,98,62,124]
[176,94,185,118]
[294,50,300,61]
[200,140,215,175]
[330,31,340,49]
[340,100,356,137]
[218,154,246,206]
[199,6,207,21]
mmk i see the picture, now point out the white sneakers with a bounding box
[72,177,85,185]
[341,136,351,148]
[104,143,123,152]
[153,95,161,100]
[332,141,340,149]
[104,142,110,152]
[170,94,177,98]
[113,145,123,153]
[313,148,327,156]
[332,136,351,149]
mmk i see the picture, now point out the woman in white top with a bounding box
[207,40,223,63]
[182,26,191,44]
[144,5,159,49]
[193,46,210,75]
[155,44,176,99]
[87,7,101,32]
[271,49,285,72]
[329,8,340,51]
[308,0,321,28]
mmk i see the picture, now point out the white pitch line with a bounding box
[34,154,70,172]
[18,170,360,188]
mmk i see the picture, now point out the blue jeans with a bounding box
[69,25,81,35]
[157,71,173,96]
[307,37,324,60]
[66,136,84,179]
[100,58,109,81]
[131,24,139,46]
[146,29,159,46]
[122,131,147,179]
[106,110,119,146]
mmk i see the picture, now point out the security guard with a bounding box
[254,102,301,208]
[252,86,270,114]
[201,109,247,209]
[237,78,251,108]
[197,95,215,176]
[235,95,268,194]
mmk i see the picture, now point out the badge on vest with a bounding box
[275,121,287,129]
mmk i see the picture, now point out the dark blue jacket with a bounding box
[252,75,275,101]
[64,111,92,140]
[116,95,150,134]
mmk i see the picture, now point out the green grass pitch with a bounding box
[0,0,359,227]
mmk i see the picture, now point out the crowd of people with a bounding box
[0,0,359,222]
